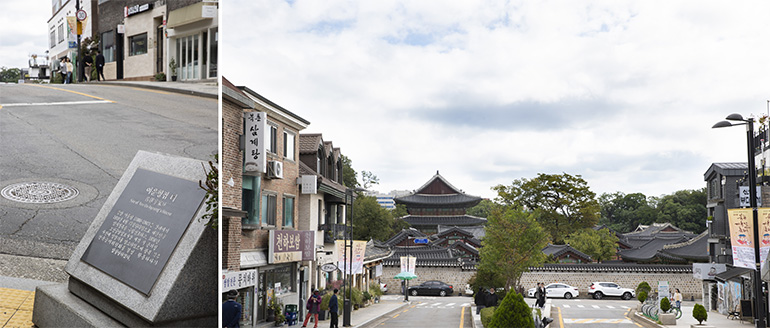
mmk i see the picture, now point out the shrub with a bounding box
[351,287,364,306]
[363,291,372,302]
[489,292,534,328]
[480,306,496,327]
[660,297,671,313]
[155,72,166,81]
[693,303,708,324]
[638,291,648,303]
[368,282,383,297]
[636,282,652,297]
[320,292,331,311]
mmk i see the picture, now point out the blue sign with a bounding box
[413,238,429,244]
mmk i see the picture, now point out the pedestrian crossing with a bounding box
[563,318,633,324]
[561,304,629,309]
[414,301,471,309]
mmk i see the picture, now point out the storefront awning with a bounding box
[167,2,213,28]
[715,267,752,282]
[241,250,268,268]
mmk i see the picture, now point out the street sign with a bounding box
[413,238,429,244]
[76,10,87,21]
[320,263,338,272]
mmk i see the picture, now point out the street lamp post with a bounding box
[713,113,767,328]
[343,187,366,327]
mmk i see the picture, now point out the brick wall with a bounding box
[380,266,702,299]
[221,95,243,270]
[223,217,241,271]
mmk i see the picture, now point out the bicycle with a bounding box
[670,306,682,319]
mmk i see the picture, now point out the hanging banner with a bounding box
[335,240,366,274]
[728,208,756,269]
[399,256,416,273]
[755,208,770,269]
[244,112,266,173]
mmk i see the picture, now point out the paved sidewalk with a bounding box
[630,301,745,328]
[250,296,408,328]
[96,80,218,99]
[0,276,59,328]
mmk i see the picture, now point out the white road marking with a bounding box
[562,305,571,308]
[564,318,632,324]
[592,305,600,309]
[577,305,585,308]
[1,100,113,107]
[606,305,615,309]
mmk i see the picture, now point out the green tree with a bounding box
[564,228,618,262]
[352,196,394,241]
[598,192,657,232]
[655,189,707,233]
[489,292,534,328]
[361,170,379,189]
[340,154,357,188]
[494,173,600,243]
[0,67,21,83]
[467,199,497,218]
[692,303,708,324]
[478,208,549,291]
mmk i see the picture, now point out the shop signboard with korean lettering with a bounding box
[222,269,257,291]
[739,186,762,207]
[335,240,367,274]
[269,230,315,264]
[244,112,266,173]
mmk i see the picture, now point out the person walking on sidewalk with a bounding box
[475,286,487,314]
[302,289,322,328]
[84,53,93,82]
[222,290,242,328]
[673,288,682,309]
[95,50,105,81]
[329,289,339,328]
[485,287,499,308]
[536,283,547,309]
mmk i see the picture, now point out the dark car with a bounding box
[408,280,454,297]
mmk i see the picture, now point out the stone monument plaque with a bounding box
[81,168,206,294]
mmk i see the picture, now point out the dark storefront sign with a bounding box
[268,230,315,264]
[125,3,153,17]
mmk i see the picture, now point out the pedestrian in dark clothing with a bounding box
[84,54,93,82]
[536,283,546,308]
[95,50,105,81]
[222,290,242,328]
[485,287,499,308]
[329,289,339,328]
[475,287,487,314]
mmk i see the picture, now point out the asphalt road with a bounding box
[545,298,639,328]
[365,295,473,328]
[0,83,217,261]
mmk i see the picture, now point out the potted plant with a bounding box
[319,292,331,320]
[267,298,283,322]
[274,312,286,327]
[692,303,709,326]
[658,297,676,325]
[168,58,177,81]
[637,291,647,311]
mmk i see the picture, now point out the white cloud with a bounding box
[226,0,770,199]
[1,2,52,69]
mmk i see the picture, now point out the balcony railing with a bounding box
[319,223,350,243]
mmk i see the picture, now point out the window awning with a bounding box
[715,267,752,282]
[167,2,213,29]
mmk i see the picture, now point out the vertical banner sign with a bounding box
[728,208,756,269]
[399,256,416,273]
[375,264,382,277]
[244,112,266,173]
[756,208,770,269]
[335,240,366,274]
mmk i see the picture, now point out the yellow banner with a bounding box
[728,208,756,269]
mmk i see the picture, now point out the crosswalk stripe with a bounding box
[592,305,600,309]
[620,306,629,309]
[607,305,615,309]
[577,305,585,308]
[563,305,571,308]
[445,303,455,307]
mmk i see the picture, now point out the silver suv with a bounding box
[587,282,635,300]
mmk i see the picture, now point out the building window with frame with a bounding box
[102,30,115,62]
[129,33,148,56]
[283,131,295,161]
[266,125,278,154]
[261,193,277,226]
[58,24,64,43]
[242,175,261,225]
[50,30,56,48]
[283,196,294,227]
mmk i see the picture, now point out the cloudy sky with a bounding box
[223,1,770,199]
[2,3,51,69]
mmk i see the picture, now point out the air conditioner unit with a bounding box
[267,161,283,179]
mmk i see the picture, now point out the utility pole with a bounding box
[76,0,82,82]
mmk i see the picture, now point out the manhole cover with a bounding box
[1,182,80,203]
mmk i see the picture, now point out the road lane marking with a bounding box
[577,305,585,308]
[564,319,633,324]
[557,306,564,328]
[592,305,600,308]
[129,87,171,95]
[621,306,629,309]
[563,304,571,308]
[26,84,115,102]
[1,100,113,107]
[607,305,615,308]
[459,306,465,328]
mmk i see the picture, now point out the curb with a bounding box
[98,81,218,99]
[354,302,410,328]
[628,310,663,328]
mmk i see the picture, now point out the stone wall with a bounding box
[380,266,702,300]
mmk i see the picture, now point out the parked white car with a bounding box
[527,283,580,299]
[587,282,635,300]
[380,282,388,293]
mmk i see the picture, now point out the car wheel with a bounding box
[440,290,447,297]
[411,290,418,296]
[622,292,632,300]
[593,292,603,300]
[564,293,573,299]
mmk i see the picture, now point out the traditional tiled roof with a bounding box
[364,239,394,263]
[439,225,486,240]
[542,244,592,262]
[394,172,482,208]
[436,226,475,239]
[618,236,690,262]
[529,263,693,273]
[382,245,461,267]
[384,228,428,246]
[448,242,479,257]
[625,223,694,237]
[660,231,709,262]
[402,215,486,226]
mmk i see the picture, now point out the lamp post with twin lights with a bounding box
[712,113,767,328]
[342,187,366,327]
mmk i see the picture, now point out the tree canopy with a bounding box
[477,208,549,291]
[564,228,619,262]
[598,189,706,234]
[493,173,600,243]
[351,196,394,241]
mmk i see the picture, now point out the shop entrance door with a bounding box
[177,34,199,80]
[156,25,163,74]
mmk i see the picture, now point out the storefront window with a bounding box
[283,196,294,227]
[242,175,261,225]
[101,31,115,62]
[209,27,218,77]
[129,33,147,56]
[266,265,294,297]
